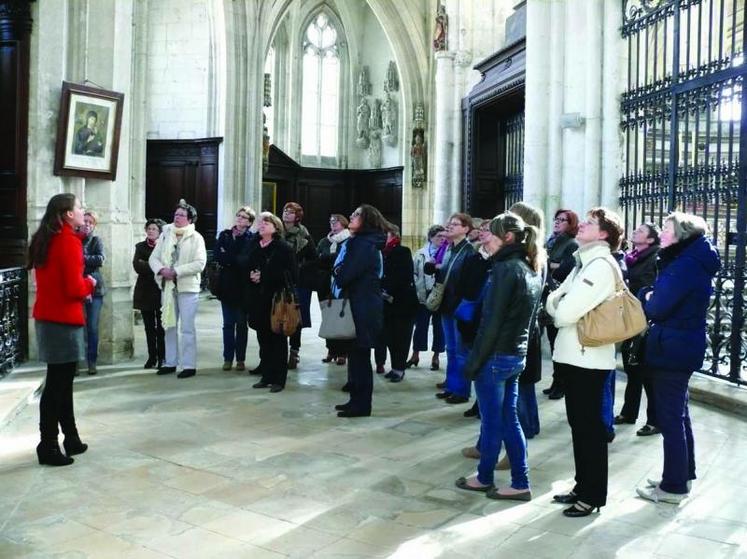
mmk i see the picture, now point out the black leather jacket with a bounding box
[463,244,543,380]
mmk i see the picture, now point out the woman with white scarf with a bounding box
[316,214,352,365]
[149,200,207,379]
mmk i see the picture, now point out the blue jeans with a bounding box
[653,369,695,494]
[442,315,470,398]
[84,296,103,365]
[221,302,248,362]
[517,383,540,439]
[412,305,445,352]
[602,370,616,436]
[474,354,528,488]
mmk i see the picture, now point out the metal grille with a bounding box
[620,0,747,384]
[504,112,525,210]
[0,268,24,378]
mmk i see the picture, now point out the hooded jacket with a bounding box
[643,234,720,372]
[333,229,386,348]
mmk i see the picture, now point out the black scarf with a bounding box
[656,233,702,273]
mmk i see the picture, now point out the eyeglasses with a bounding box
[447,221,463,228]
[236,214,251,220]
[174,212,188,218]
[554,217,569,223]
[350,211,362,219]
[583,218,600,226]
[283,208,295,214]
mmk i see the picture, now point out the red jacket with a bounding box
[33,222,96,326]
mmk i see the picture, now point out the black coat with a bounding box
[132,241,161,311]
[455,253,492,345]
[333,229,386,349]
[382,244,418,319]
[315,236,347,299]
[427,238,475,316]
[546,233,578,284]
[463,244,543,380]
[83,234,106,297]
[242,238,298,331]
[215,228,254,306]
[286,227,318,290]
[626,245,660,296]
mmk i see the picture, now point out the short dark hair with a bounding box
[427,224,445,240]
[283,202,304,224]
[642,222,661,245]
[175,199,197,222]
[86,110,98,121]
[145,218,165,232]
[449,212,473,231]
[356,204,389,233]
[554,208,580,236]
[588,207,624,251]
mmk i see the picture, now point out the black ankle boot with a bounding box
[37,441,74,466]
[144,357,157,369]
[63,436,88,456]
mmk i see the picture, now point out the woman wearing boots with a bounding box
[30,193,97,466]
[81,210,106,375]
[375,225,419,382]
[215,206,256,371]
[133,219,166,369]
[245,212,298,393]
[316,214,352,365]
[282,202,317,370]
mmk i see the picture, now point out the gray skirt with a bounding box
[35,320,85,364]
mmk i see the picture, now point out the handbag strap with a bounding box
[441,241,469,285]
[583,257,627,293]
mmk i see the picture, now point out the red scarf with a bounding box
[383,235,400,255]
[146,238,157,248]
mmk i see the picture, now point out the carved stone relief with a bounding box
[357,66,371,97]
[355,97,370,148]
[368,130,382,168]
[411,102,426,188]
[382,95,397,146]
[383,61,399,93]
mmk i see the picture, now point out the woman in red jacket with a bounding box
[29,194,97,466]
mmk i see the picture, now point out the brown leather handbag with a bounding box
[576,258,648,347]
[271,274,301,336]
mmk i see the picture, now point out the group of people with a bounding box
[30,192,721,520]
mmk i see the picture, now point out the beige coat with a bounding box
[546,241,619,370]
[149,224,207,294]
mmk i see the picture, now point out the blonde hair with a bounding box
[83,209,98,225]
[509,201,545,238]
[490,212,546,273]
[666,211,708,241]
[236,206,256,222]
[258,211,284,238]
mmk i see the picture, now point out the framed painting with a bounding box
[53,81,125,180]
[261,181,277,214]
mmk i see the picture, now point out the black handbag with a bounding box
[207,263,222,298]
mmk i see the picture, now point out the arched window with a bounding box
[301,12,340,160]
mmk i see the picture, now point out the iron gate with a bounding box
[620,0,747,384]
[504,112,525,210]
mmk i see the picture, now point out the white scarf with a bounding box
[161,223,194,328]
[328,228,351,254]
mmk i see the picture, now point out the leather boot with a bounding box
[63,436,88,456]
[37,440,74,466]
[288,349,299,370]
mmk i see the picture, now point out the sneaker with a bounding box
[636,424,661,437]
[222,361,232,371]
[646,478,692,492]
[636,485,688,504]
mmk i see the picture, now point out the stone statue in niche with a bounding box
[433,3,448,52]
[369,98,382,131]
[382,95,397,146]
[357,66,371,97]
[411,129,426,188]
[369,131,382,168]
[355,97,370,148]
[383,61,399,93]
[262,112,270,173]
[413,101,426,130]
[263,73,272,107]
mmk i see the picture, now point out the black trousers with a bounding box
[558,361,610,507]
[289,329,301,352]
[621,347,656,425]
[546,325,565,389]
[39,362,78,441]
[141,309,165,362]
[256,325,289,387]
[347,347,373,413]
[375,316,416,371]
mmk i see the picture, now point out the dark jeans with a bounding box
[653,369,695,494]
[39,362,77,441]
[141,309,165,363]
[517,383,540,439]
[84,296,103,365]
[621,349,656,425]
[412,305,445,353]
[442,315,470,398]
[375,316,416,371]
[474,355,528,488]
[221,302,248,362]
[347,347,373,413]
[559,362,610,507]
[256,325,288,387]
[602,371,616,435]
[290,287,313,351]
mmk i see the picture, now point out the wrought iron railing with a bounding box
[504,112,525,210]
[0,268,24,377]
[620,0,747,384]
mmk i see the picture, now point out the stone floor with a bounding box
[2,296,747,558]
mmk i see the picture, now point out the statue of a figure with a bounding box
[357,66,371,97]
[369,99,382,131]
[433,4,448,52]
[383,61,399,93]
[356,98,371,148]
[411,131,426,187]
[262,112,270,173]
[382,96,397,146]
[369,132,382,168]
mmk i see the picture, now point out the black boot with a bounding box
[144,357,158,369]
[37,441,74,466]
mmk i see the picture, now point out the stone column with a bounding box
[432,50,455,226]
[452,49,472,215]
[582,0,603,211]
[601,0,624,210]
